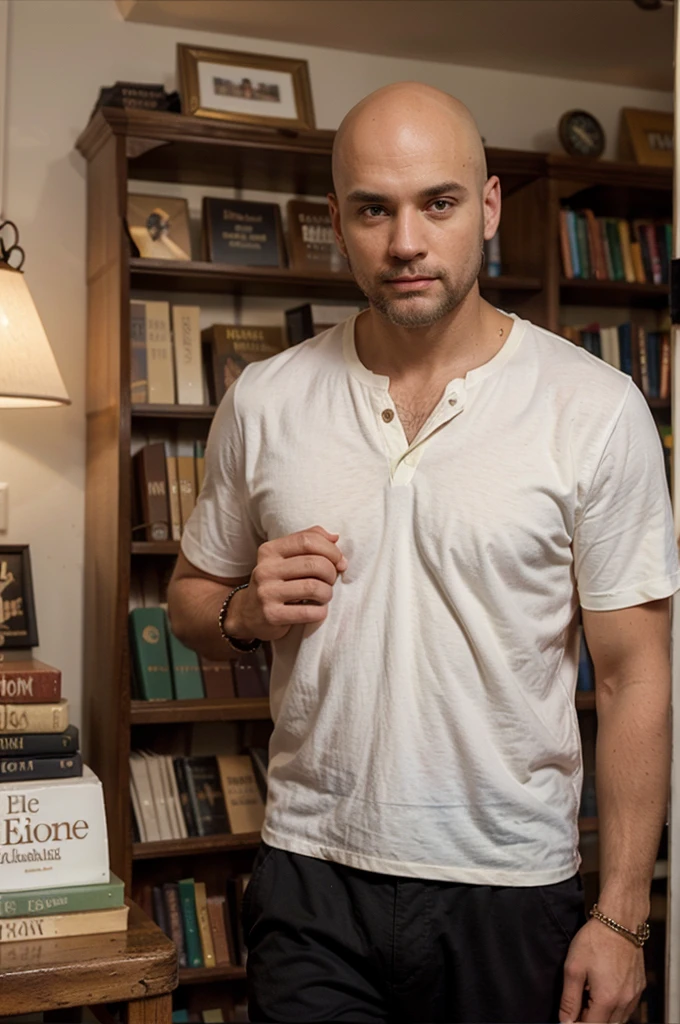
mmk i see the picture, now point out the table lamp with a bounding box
[0,220,70,407]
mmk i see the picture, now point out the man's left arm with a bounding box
[559,598,671,1024]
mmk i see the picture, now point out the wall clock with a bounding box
[558,110,606,159]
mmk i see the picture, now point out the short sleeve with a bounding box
[573,381,680,610]
[180,377,262,578]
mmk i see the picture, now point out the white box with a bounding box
[0,766,109,891]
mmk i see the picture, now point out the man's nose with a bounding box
[387,209,427,263]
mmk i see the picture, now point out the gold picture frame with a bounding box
[177,44,316,131]
[619,108,673,168]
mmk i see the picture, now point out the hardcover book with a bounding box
[199,657,235,700]
[165,445,182,542]
[0,905,128,943]
[178,877,203,968]
[166,621,205,700]
[0,724,79,756]
[217,755,265,834]
[172,305,203,405]
[0,660,61,704]
[286,199,345,273]
[0,766,109,891]
[0,871,124,919]
[133,443,170,542]
[163,881,187,967]
[144,301,175,403]
[172,758,199,837]
[0,753,83,782]
[0,700,69,734]
[130,301,148,404]
[129,608,173,700]
[202,324,284,404]
[184,756,229,837]
[206,895,232,966]
[195,880,216,967]
[202,197,285,268]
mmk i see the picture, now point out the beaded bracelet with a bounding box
[589,904,650,948]
[218,582,262,653]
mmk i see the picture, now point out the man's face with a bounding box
[329,125,498,328]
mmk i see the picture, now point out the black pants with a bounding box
[243,843,586,1023]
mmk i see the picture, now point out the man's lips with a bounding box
[384,276,438,291]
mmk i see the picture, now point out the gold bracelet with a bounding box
[589,904,650,948]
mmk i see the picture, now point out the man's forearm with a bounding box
[595,674,670,929]
[167,574,251,660]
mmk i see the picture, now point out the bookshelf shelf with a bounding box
[131,404,217,420]
[560,278,669,308]
[179,966,246,985]
[131,541,181,555]
[130,258,363,299]
[130,697,270,724]
[132,832,261,860]
[479,274,542,292]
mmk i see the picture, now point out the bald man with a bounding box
[168,83,677,1023]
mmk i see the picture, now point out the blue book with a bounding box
[646,332,660,399]
[618,323,632,377]
[566,211,581,278]
[577,629,594,692]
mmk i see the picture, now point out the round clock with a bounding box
[558,110,606,160]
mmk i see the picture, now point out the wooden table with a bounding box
[0,900,177,1023]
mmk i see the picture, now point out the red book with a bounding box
[643,223,663,285]
[0,659,61,703]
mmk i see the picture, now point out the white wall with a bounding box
[1,0,673,731]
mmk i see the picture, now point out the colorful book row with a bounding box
[144,875,250,971]
[559,209,670,285]
[561,322,670,400]
[130,749,267,843]
[129,607,270,701]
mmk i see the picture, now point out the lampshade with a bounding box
[0,263,70,407]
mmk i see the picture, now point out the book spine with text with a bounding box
[178,878,203,968]
[0,872,124,918]
[0,725,79,755]
[0,664,61,703]
[0,701,69,734]
[0,906,128,943]
[0,753,82,782]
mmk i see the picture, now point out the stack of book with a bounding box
[130,750,267,843]
[559,208,671,284]
[144,872,251,970]
[129,607,270,702]
[0,658,126,942]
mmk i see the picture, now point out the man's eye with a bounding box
[363,206,385,218]
[430,200,453,212]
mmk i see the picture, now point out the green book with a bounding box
[605,219,625,281]
[165,615,205,700]
[574,214,591,278]
[129,608,173,700]
[178,877,203,968]
[0,872,124,918]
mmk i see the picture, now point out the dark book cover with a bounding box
[0,752,83,782]
[184,756,230,837]
[129,608,173,701]
[201,324,284,405]
[163,881,187,968]
[0,724,79,756]
[286,199,344,273]
[152,884,171,939]
[0,660,61,704]
[173,757,199,837]
[285,304,315,346]
[233,649,270,698]
[202,197,285,268]
[178,877,203,968]
[199,657,236,700]
[133,443,170,542]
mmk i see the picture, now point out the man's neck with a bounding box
[354,291,514,386]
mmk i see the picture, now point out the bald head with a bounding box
[332,83,488,198]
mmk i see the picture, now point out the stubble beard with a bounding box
[348,247,484,329]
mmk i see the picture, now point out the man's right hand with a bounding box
[225,526,348,641]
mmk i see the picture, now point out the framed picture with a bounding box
[177,44,316,131]
[619,108,673,168]
[0,545,38,649]
[127,194,192,261]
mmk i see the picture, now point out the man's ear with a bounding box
[327,193,347,258]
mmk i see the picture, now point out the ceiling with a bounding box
[116,0,675,92]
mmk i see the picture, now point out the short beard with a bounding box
[348,249,483,329]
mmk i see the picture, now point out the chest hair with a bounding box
[390,383,446,445]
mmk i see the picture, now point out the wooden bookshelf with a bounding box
[179,966,246,985]
[76,108,670,998]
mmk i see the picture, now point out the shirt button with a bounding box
[448,396,458,407]
[382,409,395,422]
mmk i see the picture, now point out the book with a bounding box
[178,878,203,968]
[166,620,205,700]
[165,446,182,542]
[199,657,235,700]
[130,300,148,404]
[637,325,650,396]
[558,209,573,278]
[618,323,633,378]
[145,301,175,403]
[206,895,232,966]
[202,197,285,267]
[133,442,170,542]
[129,752,161,843]
[173,757,199,837]
[574,214,590,278]
[202,324,285,404]
[163,882,187,968]
[176,446,197,534]
[194,881,216,968]
[217,755,266,834]
[194,440,205,495]
[0,724,78,756]
[233,650,269,698]
[0,905,129,943]
[583,209,606,280]
[0,871,124,919]
[203,1012,225,1023]
[660,333,671,400]
[0,753,82,782]
[630,240,646,284]
[565,211,580,278]
[0,766,109,891]
[140,751,174,841]
[129,608,173,700]
[0,700,69,734]
[152,884,170,937]
[0,659,61,703]
[286,199,344,273]
[160,755,188,840]
[605,219,624,281]
[172,305,203,405]
[184,757,229,836]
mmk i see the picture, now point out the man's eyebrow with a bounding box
[345,181,468,204]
